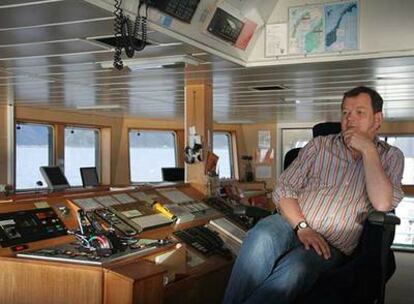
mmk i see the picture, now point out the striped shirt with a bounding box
[273,134,404,255]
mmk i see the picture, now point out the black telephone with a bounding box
[205,196,253,230]
[148,0,200,23]
[174,226,227,256]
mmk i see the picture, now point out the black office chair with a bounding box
[301,212,399,304]
[312,121,342,137]
[283,148,302,171]
[285,122,400,304]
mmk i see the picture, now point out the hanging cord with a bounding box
[113,0,149,70]
[113,0,124,70]
[129,2,148,52]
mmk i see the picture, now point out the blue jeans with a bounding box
[223,214,345,304]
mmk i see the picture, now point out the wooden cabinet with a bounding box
[0,257,103,304]
[104,260,166,304]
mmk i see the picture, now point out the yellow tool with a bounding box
[152,201,176,221]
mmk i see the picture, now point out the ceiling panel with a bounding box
[0,0,59,6]
[0,52,113,69]
[0,0,111,29]
[0,19,113,45]
[0,40,107,59]
[0,0,414,123]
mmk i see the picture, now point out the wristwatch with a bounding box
[294,221,309,234]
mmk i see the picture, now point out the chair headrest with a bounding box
[284,147,302,170]
[312,122,341,138]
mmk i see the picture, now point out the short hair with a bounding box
[341,86,383,113]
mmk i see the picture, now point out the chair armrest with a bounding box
[368,211,400,226]
[233,205,271,219]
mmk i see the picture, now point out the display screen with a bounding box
[161,167,184,182]
[40,166,70,190]
[207,8,244,44]
[80,167,99,187]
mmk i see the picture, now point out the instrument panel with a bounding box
[0,208,66,248]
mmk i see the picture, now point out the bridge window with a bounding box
[382,135,414,250]
[280,127,313,173]
[213,132,234,178]
[129,130,177,182]
[381,136,414,185]
[64,127,100,186]
[15,122,53,190]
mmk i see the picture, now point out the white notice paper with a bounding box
[258,130,271,149]
[265,23,287,56]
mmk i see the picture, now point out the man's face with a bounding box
[341,93,382,135]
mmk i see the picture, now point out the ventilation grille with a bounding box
[250,85,287,91]
[93,37,152,48]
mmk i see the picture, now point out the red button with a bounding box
[11,244,28,252]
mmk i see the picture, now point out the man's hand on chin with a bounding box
[343,127,376,157]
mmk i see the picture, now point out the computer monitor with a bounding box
[39,166,70,191]
[80,167,100,187]
[161,167,185,182]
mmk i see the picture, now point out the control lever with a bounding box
[85,211,105,234]
[76,210,90,235]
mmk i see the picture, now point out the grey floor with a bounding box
[385,251,414,304]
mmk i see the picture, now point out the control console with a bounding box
[0,208,66,248]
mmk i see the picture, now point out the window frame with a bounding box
[213,131,235,179]
[63,125,101,186]
[277,123,314,176]
[391,196,414,252]
[376,133,414,250]
[128,129,178,183]
[380,133,414,187]
[15,121,54,191]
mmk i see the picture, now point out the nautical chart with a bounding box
[325,1,359,51]
[289,5,324,54]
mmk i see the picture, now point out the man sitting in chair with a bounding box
[223,86,404,304]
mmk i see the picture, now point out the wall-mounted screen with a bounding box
[207,7,244,44]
